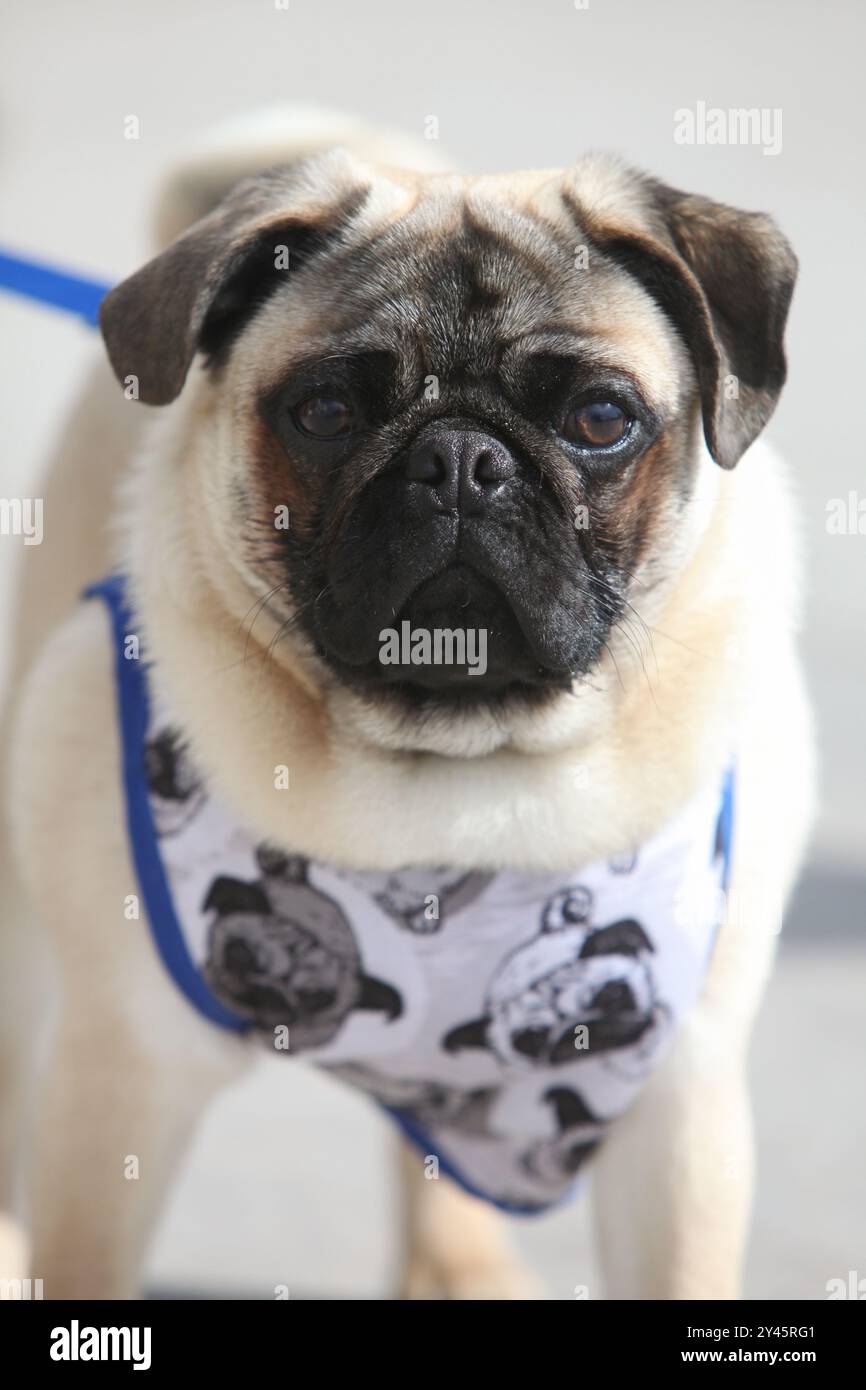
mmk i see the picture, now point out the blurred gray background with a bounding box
[0,0,863,1298]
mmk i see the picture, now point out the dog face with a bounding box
[100,151,795,757]
[203,847,402,1048]
[444,890,668,1075]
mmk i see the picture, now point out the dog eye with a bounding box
[294,395,357,438]
[561,401,630,448]
[562,894,590,923]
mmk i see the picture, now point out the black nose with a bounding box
[404,426,518,515]
[512,1025,550,1059]
[224,939,257,975]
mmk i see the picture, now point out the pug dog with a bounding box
[0,107,813,1300]
[443,895,669,1076]
[203,847,402,1044]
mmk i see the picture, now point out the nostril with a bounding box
[405,446,447,485]
[404,430,516,499]
[473,449,515,486]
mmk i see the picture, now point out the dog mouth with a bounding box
[315,563,577,702]
[512,1011,654,1066]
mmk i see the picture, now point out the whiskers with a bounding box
[588,566,661,706]
[209,577,320,678]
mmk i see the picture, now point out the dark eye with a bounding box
[562,892,591,924]
[562,401,630,448]
[294,395,357,438]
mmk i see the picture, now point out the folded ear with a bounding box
[572,170,797,467]
[543,1086,600,1132]
[202,875,271,918]
[99,152,369,406]
[578,918,654,960]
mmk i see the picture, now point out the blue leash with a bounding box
[0,248,111,327]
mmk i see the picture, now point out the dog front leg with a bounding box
[592,624,815,1300]
[590,805,794,1301]
[396,1141,543,1299]
[591,1012,755,1300]
[27,1003,246,1300]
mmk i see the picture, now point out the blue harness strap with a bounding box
[0,248,111,327]
[84,575,250,1032]
[716,766,736,893]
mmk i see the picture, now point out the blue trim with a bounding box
[384,1106,579,1217]
[84,575,250,1032]
[716,766,736,892]
[0,249,110,327]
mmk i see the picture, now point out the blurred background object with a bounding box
[1,0,863,1298]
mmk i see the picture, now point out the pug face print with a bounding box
[144,727,207,836]
[324,1062,500,1136]
[334,865,494,933]
[520,1088,606,1188]
[443,886,669,1076]
[202,846,403,1049]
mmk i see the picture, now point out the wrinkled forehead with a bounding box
[243,169,691,408]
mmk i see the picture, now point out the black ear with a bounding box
[356,975,403,1020]
[579,178,797,468]
[255,844,308,882]
[99,153,369,405]
[543,1087,599,1132]
[579,918,654,959]
[442,1017,491,1053]
[144,728,183,798]
[203,876,271,918]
